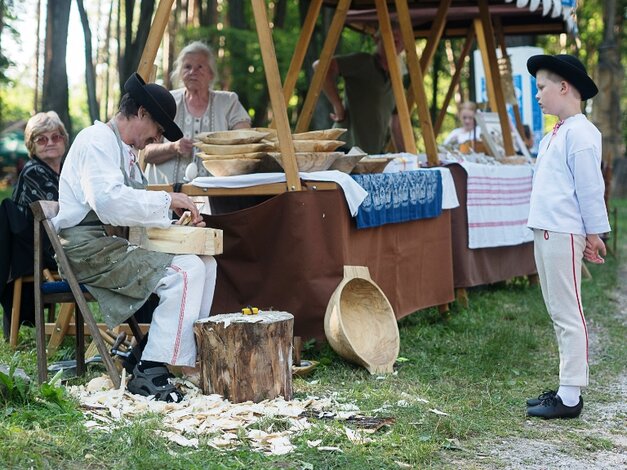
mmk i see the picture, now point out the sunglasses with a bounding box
[34,134,64,146]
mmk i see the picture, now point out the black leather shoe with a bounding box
[526,389,557,407]
[527,395,583,419]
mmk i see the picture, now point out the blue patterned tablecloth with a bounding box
[351,170,443,229]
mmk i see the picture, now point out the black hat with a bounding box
[123,73,183,141]
[527,54,598,100]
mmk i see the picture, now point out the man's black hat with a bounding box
[123,73,183,141]
[527,54,598,101]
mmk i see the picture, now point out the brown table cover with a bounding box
[205,189,454,340]
[448,163,537,288]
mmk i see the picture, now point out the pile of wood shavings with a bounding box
[66,375,361,455]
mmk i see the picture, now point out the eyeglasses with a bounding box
[34,134,64,146]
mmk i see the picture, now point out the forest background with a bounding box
[0,0,625,193]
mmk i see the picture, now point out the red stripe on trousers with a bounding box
[169,264,188,363]
[570,234,589,361]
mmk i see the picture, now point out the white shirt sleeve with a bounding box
[54,122,172,230]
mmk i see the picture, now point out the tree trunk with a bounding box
[198,0,217,26]
[194,311,294,403]
[76,0,100,123]
[591,0,624,198]
[227,0,247,30]
[42,0,72,137]
[119,0,156,94]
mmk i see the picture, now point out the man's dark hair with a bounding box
[118,93,140,117]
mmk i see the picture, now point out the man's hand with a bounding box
[168,193,204,226]
[584,234,606,264]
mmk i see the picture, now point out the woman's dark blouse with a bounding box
[12,156,60,209]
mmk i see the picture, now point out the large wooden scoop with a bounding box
[324,266,399,374]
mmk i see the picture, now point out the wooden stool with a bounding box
[194,311,294,403]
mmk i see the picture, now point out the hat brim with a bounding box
[527,55,598,100]
[124,73,183,141]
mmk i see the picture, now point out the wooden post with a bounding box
[394,0,438,163]
[474,0,515,156]
[493,17,525,139]
[434,28,475,136]
[251,0,301,191]
[281,0,323,107]
[194,311,294,403]
[137,0,174,81]
[295,0,351,133]
[376,0,416,154]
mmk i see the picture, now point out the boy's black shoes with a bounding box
[526,389,557,407]
[527,394,583,419]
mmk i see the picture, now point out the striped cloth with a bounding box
[460,162,534,249]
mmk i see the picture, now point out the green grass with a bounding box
[1,199,626,469]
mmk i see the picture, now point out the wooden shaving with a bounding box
[67,375,364,456]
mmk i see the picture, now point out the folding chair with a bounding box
[32,200,144,388]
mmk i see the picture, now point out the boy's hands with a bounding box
[584,234,606,264]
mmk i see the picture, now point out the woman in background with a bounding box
[2,111,68,341]
[12,111,68,208]
[143,41,251,184]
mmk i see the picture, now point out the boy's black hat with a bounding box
[123,73,183,141]
[527,54,598,100]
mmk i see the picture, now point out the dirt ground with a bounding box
[442,242,627,469]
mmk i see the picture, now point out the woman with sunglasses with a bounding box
[2,111,68,342]
[12,111,68,209]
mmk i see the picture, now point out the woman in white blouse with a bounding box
[443,101,482,148]
[144,41,251,184]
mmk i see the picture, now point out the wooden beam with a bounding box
[434,27,475,136]
[493,16,525,139]
[137,0,174,80]
[147,181,339,196]
[45,323,150,337]
[474,1,514,156]
[376,0,415,154]
[251,0,301,191]
[419,0,452,73]
[282,0,323,106]
[395,0,437,163]
[296,0,351,133]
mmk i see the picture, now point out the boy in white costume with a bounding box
[54,74,216,402]
[525,54,610,419]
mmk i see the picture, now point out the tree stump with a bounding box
[194,311,294,403]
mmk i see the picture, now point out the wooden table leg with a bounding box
[456,288,469,308]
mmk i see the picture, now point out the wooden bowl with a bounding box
[351,156,394,174]
[201,158,262,176]
[194,142,273,155]
[197,151,268,161]
[196,130,270,145]
[324,266,399,374]
[293,128,347,140]
[328,154,365,173]
[269,151,341,172]
[292,139,345,152]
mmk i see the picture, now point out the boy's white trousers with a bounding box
[533,229,589,386]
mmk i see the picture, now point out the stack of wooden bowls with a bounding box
[194,130,273,177]
[267,128,347,173]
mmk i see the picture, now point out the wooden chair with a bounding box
[31,200,144,388]
[8,270,71,349]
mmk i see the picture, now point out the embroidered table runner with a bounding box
[351,170,443,229]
